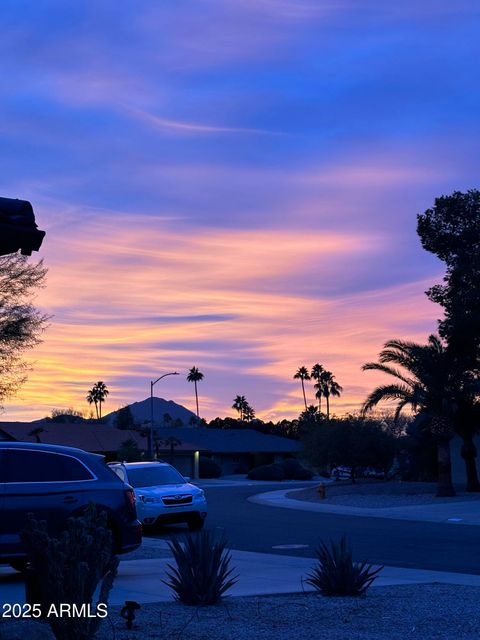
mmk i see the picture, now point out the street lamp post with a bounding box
[149,372,179,459]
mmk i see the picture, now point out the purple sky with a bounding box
[1,1,479,421]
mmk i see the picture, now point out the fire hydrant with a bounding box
[317,482,327,500]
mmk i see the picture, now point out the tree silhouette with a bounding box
[86,381,109,420]
[315,370,342,420]
[0,253,48,406]
[311,363,325,412]
[362,335,457,497]
[28,427,45,443]
[417,190,480,491]
[293,366,310,411]
[187,366,204,418]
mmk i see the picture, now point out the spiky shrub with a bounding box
[21,504,119,640]
[164,529,238,605]
[305,536,382,596]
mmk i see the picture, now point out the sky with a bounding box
[1,0,479,422]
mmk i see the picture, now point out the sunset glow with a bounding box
[1,1,478,421]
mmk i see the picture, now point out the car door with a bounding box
[2,448,93,556]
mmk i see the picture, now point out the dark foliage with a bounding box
[20,504,118,640]
[247,463,286,481]
[302,417,395,480]
[0,253,48,405]
[199,456,222,478]
[117,437,144,462]
[163,529,238,605]
[282,458,313,480]
[306,536,382,596]
[115,405,135,429]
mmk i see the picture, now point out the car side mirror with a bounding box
[183,476,191,483]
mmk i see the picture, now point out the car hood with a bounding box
[134,483,202,496]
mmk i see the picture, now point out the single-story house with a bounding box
[0,422,300,478]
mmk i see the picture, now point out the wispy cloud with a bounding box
[124,106,281,136]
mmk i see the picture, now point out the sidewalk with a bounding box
[249,488,480,525]
[3,545,480,606]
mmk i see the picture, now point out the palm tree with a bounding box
[86,386,99,420]
[94,381,109,419]
[311,363,325,412]
[243,402,255,422]
[232,395,247,420]
[315,370,342,420]
[293,366,311,410]
[187,366,204,418]
[362,335,456,497]
[86,381,109,420]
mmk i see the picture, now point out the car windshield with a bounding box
[126,466,186,488]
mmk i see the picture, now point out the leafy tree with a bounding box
[86,382,109,420]
[115,405,135,430]
[293,366,311,410]
[187,366,204,418]
[315,370,343,420]
[48,407,85,423]
[362,335,457,497]
[417,190,480,491]
[117,437,143,462]
[0,253,48,405]
[310,363,325,411]
[302,417,395,481]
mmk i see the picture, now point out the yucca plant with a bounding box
[305,536,382,596]
[163,529,238,605]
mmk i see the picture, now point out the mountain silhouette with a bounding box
[104,397,197,428]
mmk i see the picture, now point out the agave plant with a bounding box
[305,536,382,596]
[163,529,238,605]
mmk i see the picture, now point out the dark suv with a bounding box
[0,442,142,569]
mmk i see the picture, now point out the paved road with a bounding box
[149,484,480,574]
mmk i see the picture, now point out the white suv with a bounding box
[109,461,207,531]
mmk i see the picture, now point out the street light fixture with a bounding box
[149,372,179,459]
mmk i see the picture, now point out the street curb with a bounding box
[248,488,480,526]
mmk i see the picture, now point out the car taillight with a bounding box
[124,488,136,509]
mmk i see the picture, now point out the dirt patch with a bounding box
[289,480,480,508]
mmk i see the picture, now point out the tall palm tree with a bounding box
[293,366,310,410]
[311,363,325,412]
[187,366,204,418]
[316,370,342,420]
[86,381,109,420]
[232,395,247,420]
[362,335,456,497]
[86,386,99,420]
[94,381,109,419]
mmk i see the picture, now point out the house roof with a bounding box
[0,423,300,455]
[152,427,301,453]
[0,422,205,454]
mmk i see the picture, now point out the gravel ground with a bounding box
[4,584,478,640]
[290,480,480,508]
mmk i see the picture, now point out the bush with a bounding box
[305,536,382,596]
[20,504,118,640]
[164,529,238,605]
[282,458,314,480]
[199,456,222,478]
[247,463,286,481]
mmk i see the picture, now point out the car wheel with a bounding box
[187,516,205,532]
[9,559,28,572]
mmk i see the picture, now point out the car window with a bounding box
[3,449,94,483]
[111,467,126,482]
[126,466,185,487]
